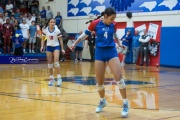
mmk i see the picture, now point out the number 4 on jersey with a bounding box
[104,32,108,38]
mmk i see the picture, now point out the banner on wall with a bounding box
[148,23,159,39]
[116,29,125,39]
[68,0,180,17]
[0,56,46,64]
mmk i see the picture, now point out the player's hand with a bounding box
[62,49,65,54]
[40,47,43,53]
[70,43,76,52]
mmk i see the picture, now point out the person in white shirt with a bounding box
[41,18,65,87]
[26,14,32,26]
[6,1,14,13]
[19,19,30,53]
[139,29,151,66]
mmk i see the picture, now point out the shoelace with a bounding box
[98,100,105,108]
[123,104,128,112]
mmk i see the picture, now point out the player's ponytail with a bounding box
[85,7,116,24]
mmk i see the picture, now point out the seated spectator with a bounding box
[0,13,4,24]
[17,13,23,24]
[31,13,36,21]
[0,5,4,13]
[5,0,14,15]
[14,8,21,19]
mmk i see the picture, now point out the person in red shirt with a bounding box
[2,18,13,53]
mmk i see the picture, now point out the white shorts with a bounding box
[29,37,36,43]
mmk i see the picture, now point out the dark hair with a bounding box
[44,18,55,28]
[86,7,116,24]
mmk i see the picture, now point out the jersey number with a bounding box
[49,36,54,40]
[104,32,108,38]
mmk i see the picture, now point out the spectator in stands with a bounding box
[10,15,15,24]
[132,30,140,64]
[23,13,28,20]
[29,20,37,53]
[2,18,13,53]
[139,29,150,66]
[5,0,14,15]
[0,5,4,13]
[26,14,32,26]
[40,6,46,26]
[74,31,84,62]
[19,18,29,53]
[55,12,62,27]
[31,0,39,15]
[0,13,3,45]
[31,13,36,21]
[46,6,53,20]
[0,13,4,24]
[14,8,21,19]
[0,21,2,45]
[35,21,41,53]
[12,19,20,53]
[17,14,23,24]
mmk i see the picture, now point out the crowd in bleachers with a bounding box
[0,0,68,56]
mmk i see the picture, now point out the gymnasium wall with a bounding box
[38,0,180,67]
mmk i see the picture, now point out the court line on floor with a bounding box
[13,78,89,93]
[154,115,180,120]
[0,92,180,112]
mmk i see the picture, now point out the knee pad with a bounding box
[54,62,60,67]
[116,79,126,89]
[48,64,53,68]
[97,84,105,91]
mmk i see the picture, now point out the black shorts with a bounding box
[75,46,83,51]
[14,47,23,56]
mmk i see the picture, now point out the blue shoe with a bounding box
[95,99,108,113]
[48,78,55,86]
[121,101,129,118]
[57,78,62,87]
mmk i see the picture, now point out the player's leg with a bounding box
[79,47,83,61]
[53,47,62,87]
[29,38,32,53]
[32,37,36,53]
[108,57,129,118]
[95,60,107,113]
[46,46,54,86]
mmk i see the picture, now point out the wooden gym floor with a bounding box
[0,61,180,120]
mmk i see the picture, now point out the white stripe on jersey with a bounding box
[42,27,61,46]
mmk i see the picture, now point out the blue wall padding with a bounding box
[160,27,180,67]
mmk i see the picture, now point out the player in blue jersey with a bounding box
[70,7,129,118]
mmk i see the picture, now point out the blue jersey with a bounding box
[55,16,62,26]
[85,19,116,47]
[29,26,37,37]
[12,36,24,48]
[121,34,132,47]
[132,35,140,48]
[40,10,46,18]
[75,34,83,47]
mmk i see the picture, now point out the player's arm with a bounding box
[114,32,121,47]
[58,34,63,50]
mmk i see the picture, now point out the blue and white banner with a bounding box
[67,0,180,17]
[0,56,45,64]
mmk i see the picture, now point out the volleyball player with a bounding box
[70,7,129,118]
[41,18,65,87]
